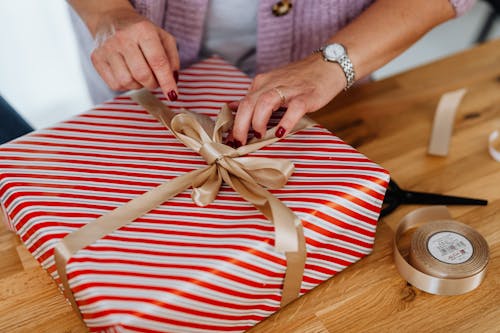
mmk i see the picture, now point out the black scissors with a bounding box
[380,179,488,217]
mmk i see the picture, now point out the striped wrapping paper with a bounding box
[0,57,389,333]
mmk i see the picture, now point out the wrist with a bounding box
[315,43,356,90]
[309,54,348,96]
[68,0,136,37]
[94,8,144,39]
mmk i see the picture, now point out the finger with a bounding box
[232,96,257,146]
[107,52,141,90]
[275,96,309,138]
[225,101,239,146]
[91,50,120,91]
[139,33,177,100]
[251,87,288,138]
[158,31,180,72]
[121,44,159,90]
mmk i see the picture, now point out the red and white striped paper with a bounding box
[0,57,389,333]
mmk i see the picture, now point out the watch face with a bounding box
[324,44,345,61]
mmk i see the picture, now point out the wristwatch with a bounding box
[315,43,355,90]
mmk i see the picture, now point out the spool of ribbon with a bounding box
[54,89,317,319]
[394,206,489,295]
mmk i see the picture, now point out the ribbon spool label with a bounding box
[427,231,473,264]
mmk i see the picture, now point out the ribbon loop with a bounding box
[170,113,209,151]
[191,165,221,206]
[234,157,294,189]
[213,104,234,143]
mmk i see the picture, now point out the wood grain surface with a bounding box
[1,38,499,333]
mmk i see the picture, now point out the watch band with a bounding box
[314,45,356,90]
[338,55,355,90]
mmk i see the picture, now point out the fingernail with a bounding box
[254,131,262,139]
[234,140,242,148]
[275,126,286,138]
[228,101,239,110]
[173,71,179,83]
[168,90,178,101]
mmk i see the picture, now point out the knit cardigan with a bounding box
[130,0,475,73]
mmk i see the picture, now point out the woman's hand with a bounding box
[90,8,179,100]
[231,55,346,146]
[229,0,457,146]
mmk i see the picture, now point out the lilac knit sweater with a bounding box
[133,0,474,73]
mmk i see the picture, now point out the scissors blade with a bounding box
[401,190,487,206]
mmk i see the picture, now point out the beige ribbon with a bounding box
[489,130,500,162]
[428,88,467,157]
[54,89,316,318]
[394,206,489,295]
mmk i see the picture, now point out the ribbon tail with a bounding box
[130,89,215,148]
[130,89,176,128]
[221,170,306,306]
[251,186,307,307]
[282,225,306,307]
[53,167,209,319]
[266,193,306,307]
[192,165,222,206]
[233,156,294,189]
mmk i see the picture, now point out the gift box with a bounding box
[0,57,389,332]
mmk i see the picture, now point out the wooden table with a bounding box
[1,39,499,333]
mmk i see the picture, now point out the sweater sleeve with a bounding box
[449,0,476,17]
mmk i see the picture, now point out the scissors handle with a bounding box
[401,190,488,206]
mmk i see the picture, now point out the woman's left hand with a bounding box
[231,54,347,146]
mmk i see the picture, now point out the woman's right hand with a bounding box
[90,8,179,100]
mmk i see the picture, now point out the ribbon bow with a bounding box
[54,90,314,319]
[169,104,302,253]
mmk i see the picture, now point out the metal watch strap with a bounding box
[338,55,355,90]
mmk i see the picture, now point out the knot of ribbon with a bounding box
[54,90,314,320]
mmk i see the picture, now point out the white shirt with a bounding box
[199,0,258,76]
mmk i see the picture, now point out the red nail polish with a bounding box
[254,132,262,139]
[173,71,179,83]
[168,90,178,101]
[234,140,242,148]
[275,126,286,138]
